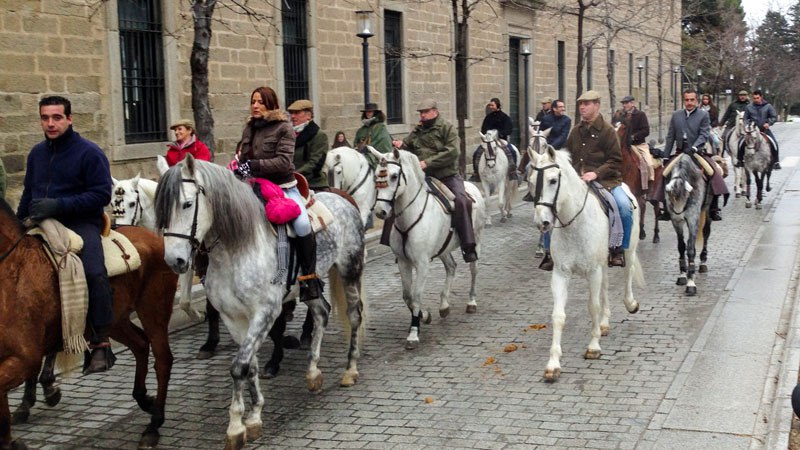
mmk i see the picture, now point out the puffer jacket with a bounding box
[239,109,296,186]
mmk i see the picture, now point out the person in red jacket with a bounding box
[164,118,212,166]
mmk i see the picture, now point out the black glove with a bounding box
[684,146,696,156]
[29,198,60,220]
[234,161,252,180]
[648,145,662,159]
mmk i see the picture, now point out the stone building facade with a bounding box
[0,0,681,205]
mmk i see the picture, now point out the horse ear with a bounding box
[543,128,551,138]
[335,154,341,163]
[684,181,693,193]
[367,145,384,161]
[111,176,119,186]
[132,173,141,188]
[155,155,169,176]
[479,131,485,140]
[184,153,196,172]
[393,147,400,160]
[546,144,557,159]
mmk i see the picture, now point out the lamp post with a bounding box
[696,69,702,92]
[636,58,644,110]
[672,65,681,110]
[355,10,374,109]
[729,74,734,109]
[520,39,531,151]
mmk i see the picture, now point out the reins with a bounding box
[531,163,590,229]
[162,178,206,257]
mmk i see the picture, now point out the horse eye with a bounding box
[128,202,136,208]
[549,179,557,185]
[390,174,398,181]
[182,201,192,209]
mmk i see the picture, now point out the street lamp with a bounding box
[672,65,681,110]
[696,69,702,92]
[636,58,644,110]
[520,39,531,150]
[355,10,374,109]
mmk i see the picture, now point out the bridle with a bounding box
[530,162,589,228]
[112,186,143,226]
[482,139,498,169]
[162,178,206,257]
[328,156,374,196]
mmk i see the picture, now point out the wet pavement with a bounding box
[9,122,800,449]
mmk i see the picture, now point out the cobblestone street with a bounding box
[9,123,800,449]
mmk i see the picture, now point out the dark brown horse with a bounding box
[617,124,663,243]
[0,198,178,450]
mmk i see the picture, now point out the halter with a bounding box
[112,186,142,226]
[329,157,374,196]
[531,162,589,228]
[482,139,498,169]
[162,178,206,256]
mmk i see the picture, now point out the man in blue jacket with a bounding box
[17,96,115,374]
[742,89,781,170]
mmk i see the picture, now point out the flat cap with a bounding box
[577,90,602,102]
[738,90,749,95]
[620,95,635,103]
[170,118,194,130]
[540,96,553,104]
[287,99,313,112]
[361,102,381,112]
[416,98,438,111]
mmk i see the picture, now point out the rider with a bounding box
[469,97,516,183]
[392,99,479,263]
[719,90,750,160]
[613,95,654,188]
[234,87,320,302]
[742,89,781,170]
[17,95,115,374]
[523,99,572,202]
[658,88,728,221]
[164,118,212,167]
[566,90,632,268]
[700,94,721,154]
[287,99,330,191]
[535,96,553,122]
[354,102,393,170]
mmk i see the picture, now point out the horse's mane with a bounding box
[667,154,702,202]
[551,149,580,181]
[396,150,427,185]
[154,159,266,255]
[0,197,24,235]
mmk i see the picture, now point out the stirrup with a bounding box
[83,342,117,375]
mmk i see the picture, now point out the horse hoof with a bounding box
[639,231,646,240]
[735,193,741,198]
[439,306,450,318]
[405,339,420,350]
[699,264,708,273]
[44,386,61,407]
[224,432,246,450]
[686,286,697,296]
[543,368,561,382]
[465,304,477,314]
[138,431,160,449]
[507,212,513,218]
[260,364,279,379]
[500,217,507,223]
[756,204,762,210]
[196,350,215,360]
[422,310,432,324]
[340,370,359,387]
[534,249,544,258]
[745,201,752,208]
[627,302,640,314]
[306,371,324,392]
[600,325,609,336]
[245,422,263,441]
[11,440,30,450]
[584,349,601,360]
[282,335,301,349]
[676,276,687,286]
[653,236,660,244]
[11,409,30,425]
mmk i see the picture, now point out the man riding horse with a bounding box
[720,90,749,158]
[469,97,517,183]
[613,95,655,190]
[742,89,781,171]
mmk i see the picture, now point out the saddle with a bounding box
[251,173,334,236]
[663,152,714,178]
[425,177,455,214]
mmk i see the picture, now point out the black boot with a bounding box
[83,326,116,375]
[710,195,722,221]
[83,274,115,375]
[296,234,321,301]
[469,148,482,182]
[538,251,553,271]
[608,247,626,268]
[462,244,478,263]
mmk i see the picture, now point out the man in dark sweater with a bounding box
[469,97,517,182]
[17,95,115,374]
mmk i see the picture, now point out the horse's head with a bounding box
[111,174,144,225]
[479,129,500,160]
[736,111,746,134]
[665,154,701,216]
[372,147,419,220]
[528,145,564,232]
[154,155,214,273]
[323,149,347,189]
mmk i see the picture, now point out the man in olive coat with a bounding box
[287,99,329,191]
[390,99,478,262]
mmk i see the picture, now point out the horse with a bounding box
[322,146,376,228]
[155,155,365,449]
[527,146,642,382]
[726,111,747,197]
[527,119,552,257]
[663,153,712,296]
[0,198,179,450]
[368,147,486,350]
[742,121,773,210]
[616,123,649,242]
[477,129,518,224]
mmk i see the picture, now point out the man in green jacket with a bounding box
[354,102,392,170]
[391,99,478,263]
[288,99,329,191]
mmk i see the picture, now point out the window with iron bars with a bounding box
[118,0,167,143]
[385,10,403,124]
[283,0,309,107]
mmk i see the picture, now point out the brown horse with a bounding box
[0,198,178,450]
[617,123,663,243]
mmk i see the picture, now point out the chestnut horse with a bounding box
[617,124,663,243]
[0,198,178,449]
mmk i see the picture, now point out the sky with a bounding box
[741,0,795,27]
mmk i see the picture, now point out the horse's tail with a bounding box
[328,267,367,351]
[631,252,645,288]
[55,351,83,378]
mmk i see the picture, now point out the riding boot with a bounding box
[84,326,116,375]
[462,243,478,263]
[773,148,781,170]
[710,195,722,221]
[608,246,626,268]
[538,251,553,271]
[469,149,482,182]
[296,234,321,301]
[83,274,116,375]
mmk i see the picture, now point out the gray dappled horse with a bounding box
[742,121,773,210]
[155,155,366,450]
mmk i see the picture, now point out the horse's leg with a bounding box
[699,215,711,273]
[755,173,764,210]
[745,170,753,208]
[652,201,660,244]
[467,257,479,314]
[675,224,687,286]
[198,299,220,359]
[481,177,493,226]
[585,267,605,360]
[339,277,364,387]
[400,258,429,350]
[497,179,507,223]
[304,295,331,392]
[1,356,46,450]
[243,354,263,441]
[438,253,457,318]
[685,220,698,296]
[639,198,647,241]
[545,272,569,382]
[261,303,290,379]
[599,267,611,336]
[1,392,23,450]
[9,377,36,425]
[535,232,545,257]
[38,353,59,407]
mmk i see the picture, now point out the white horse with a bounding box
[742,121,773,210]
[527,118,553,258]
[528,146,642,382]
[322,146,376,228]
[369,148,486,349]
[155,155,366,449]
[726,111,746,197]
[478,129,518,224]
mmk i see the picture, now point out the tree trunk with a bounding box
[191,0,216,158]
[454,1,469,176]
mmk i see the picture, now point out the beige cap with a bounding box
[287,99,313,112]
[577,90,602,102]
[416,98,438,111]
[540,96,553,104]
[170,118,194,130]
[738,90,749,96]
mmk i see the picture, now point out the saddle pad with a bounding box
[305,196,334,233]
[102,230,142,277]
[425,177,455,214]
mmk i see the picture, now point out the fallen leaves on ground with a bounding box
[525,323,547,331]
[503,343,518,353]
[483,357,496,366]
[424,396,434,404]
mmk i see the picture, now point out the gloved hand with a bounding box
[649,146,662,159]
[233,161,252,180]
[684,146,696,156]
[29,198,60,220]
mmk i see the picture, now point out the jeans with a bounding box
[611,185,633,249]
[284,187,312,237]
